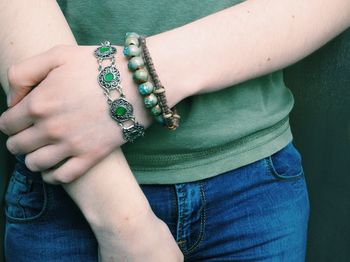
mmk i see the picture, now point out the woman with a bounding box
[1,0,349,261]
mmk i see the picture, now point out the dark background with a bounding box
[1,29,349,261]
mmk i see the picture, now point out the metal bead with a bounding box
[122,122,145,142]
[153,88,165,94]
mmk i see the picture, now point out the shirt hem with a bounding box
[133,119,293,184]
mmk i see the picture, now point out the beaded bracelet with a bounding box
[94,41,145,142]
[123,33,180,130]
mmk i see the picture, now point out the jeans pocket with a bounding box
[266,142,304,180]
[5,169,47,223]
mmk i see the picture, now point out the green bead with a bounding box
[104,72,115,82]
[144,94,158,108]
[99,46,110,53]
[154,115,165,125]
[114,106,127,116]
[128,56,144,71]
[123,45,141,57]
[138,82,154,95]
[133,68,148,83]
[151,105,162,116]
[125,36,139,46]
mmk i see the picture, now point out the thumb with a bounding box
[7,46,64,107]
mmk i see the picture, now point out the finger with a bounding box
[42,157,92,184]
[7,46,65,107]
[0,97,34,135]
[7,86,34,108]
[25,144,70,172]
[6,126,48,155]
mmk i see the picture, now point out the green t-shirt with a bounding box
[58,0,294,184]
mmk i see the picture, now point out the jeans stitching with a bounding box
[176,185,185,247]
[170,186,180,242]
[184,182,207,256]
[265,156,304,181]
[5,175,49,224]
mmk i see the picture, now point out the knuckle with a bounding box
[44,121,63,141]
[27,97,45,118]
[67,136,83,151]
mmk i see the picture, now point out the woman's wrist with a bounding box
[95,207,183,261]
[63,148,151,228]
[146,35,199,108]
[89,200,154,240]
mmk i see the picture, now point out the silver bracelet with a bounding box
[94,41,145,142]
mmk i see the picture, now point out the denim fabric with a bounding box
[5,157,98,262]
[4,143,309,261]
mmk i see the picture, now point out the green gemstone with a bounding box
[151,105,162,116]
[154,115,165,125]
[144,94,158,108]
[104,72,114,82]
[138,82,154,95]
[99,47,110,53]
[114,106,127,116]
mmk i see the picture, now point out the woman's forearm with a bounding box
[148,0,350,105]
[0,0,76,93]
[0,0,150,235]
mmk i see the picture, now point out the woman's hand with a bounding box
[0,45,151,184]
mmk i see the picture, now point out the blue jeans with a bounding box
[4,142,309,261]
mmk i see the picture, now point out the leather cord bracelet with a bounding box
[124,33,180,130]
